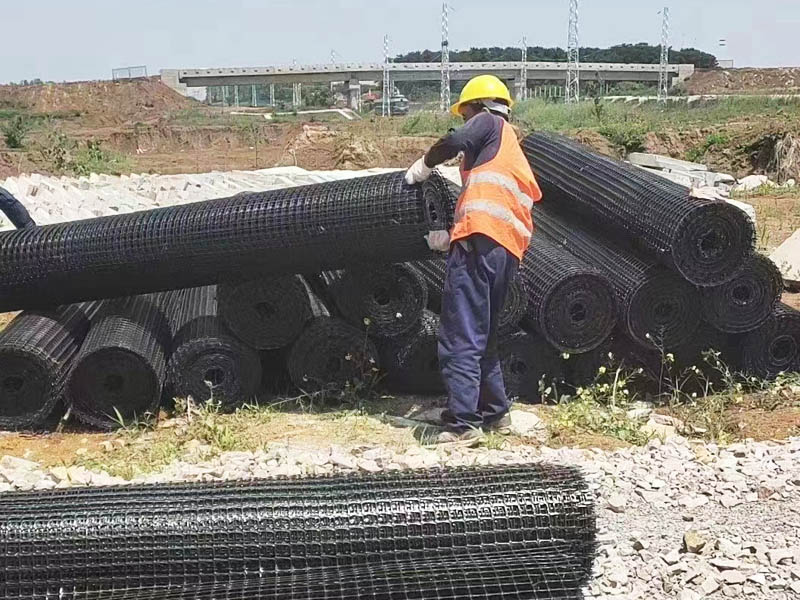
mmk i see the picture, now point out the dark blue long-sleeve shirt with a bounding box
[423,111,505,172]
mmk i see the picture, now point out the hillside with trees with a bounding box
[395,43,717,68]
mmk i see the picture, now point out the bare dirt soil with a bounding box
[687,68,800,95]
[0,78,195,126]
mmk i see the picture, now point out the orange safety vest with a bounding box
[451,120,542,260]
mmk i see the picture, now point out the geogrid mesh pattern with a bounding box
[217,275,311,350]
[740,304,800,377]
[165,287,262,408]
[379,310,444,394]
[701,253,783,334]
[0,302,99,430]
[315,264,428,339]
[66,294,172,430]
[411,259,528,337]
[522,132,755,286]
[0,172,455,312]
[520,235,617,354]
[0,464,596,600]
[499,331,566,403]
[532,202,701,350]
[287,317,380,393]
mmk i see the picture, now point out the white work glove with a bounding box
[425,230,451,252]
[404,155,433,185]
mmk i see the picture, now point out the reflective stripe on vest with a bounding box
[454,199,532,241]
[463,171,535,211]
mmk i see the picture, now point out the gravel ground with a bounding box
[1,427,798,599]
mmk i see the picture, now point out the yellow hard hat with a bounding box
[450,75,514,116]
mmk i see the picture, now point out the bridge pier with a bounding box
[345,80,361,111]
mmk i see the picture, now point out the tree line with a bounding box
[394,43,717,69]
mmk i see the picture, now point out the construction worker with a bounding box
[405,75,541,444]
[0,186,35,229]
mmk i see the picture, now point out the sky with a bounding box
[1,0,798,84]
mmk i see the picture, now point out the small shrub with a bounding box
[2,115,33,148]
[598,121,648,153]
[70,140,132,176]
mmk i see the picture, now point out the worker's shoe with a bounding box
[434,428,484,447]
[484,412,513,436]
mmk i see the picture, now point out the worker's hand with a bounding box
[425,230,451,252]
[404,155,433,185]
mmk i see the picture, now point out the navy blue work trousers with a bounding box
[438,234,519,432]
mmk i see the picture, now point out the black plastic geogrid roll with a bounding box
[499,331,566,403]
[0,464,596,600]
[217,275,311,349]
[740,304,800,378]
[315,264,428,338]
[533,202,701,349]
[411,258,529,336]
[165,287,262,408]
[287,317,380,393]
[702,253,783,334]
[379,309,444,394]
[520,234,617,354]
[66,294,173,430]
[0,302,99,430]
[0,172,456,312]
[522,132,755,286]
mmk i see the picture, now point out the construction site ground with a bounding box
[0,75,799,472]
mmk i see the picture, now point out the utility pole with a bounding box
[440,2,451,113]
[382,35,390,117]
[565,0,580,104]
[292,59,301,109]
[520,36,529,101]
[658,7,670,103]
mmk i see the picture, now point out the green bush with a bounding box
[598,121,648,153]
[71,140,132,176]
[2,115,33,148]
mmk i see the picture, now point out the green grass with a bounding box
[513,96,800,135]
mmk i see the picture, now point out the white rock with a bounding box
[733,174,771,192]
[0,455,39,471]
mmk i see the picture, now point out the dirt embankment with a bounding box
[0,78,195,126]
[687,68,800,95]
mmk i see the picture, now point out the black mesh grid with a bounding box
[0,172,455,312]
[0,302,99,430]
[217,275,311,350]
[532,201,701,350]
[287,317,380,393]
[520,235,617,354]
[411,259,528,337]
[314,264,428,339]
[0,464,596,600]
[66,294,173,430]
[165,287,262,408]
[379,310,444,394]
[701,253,783,333]
[522,132,755,286]
[740,303,800,377]
[499,331,567,403]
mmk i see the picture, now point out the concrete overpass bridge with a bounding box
[166,61,694,108]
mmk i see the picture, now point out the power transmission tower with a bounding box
[658,7,670,103]
[440,2,451,113]
[565,0,580,104]
[382,35,391,117]
[520,36,529,101]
